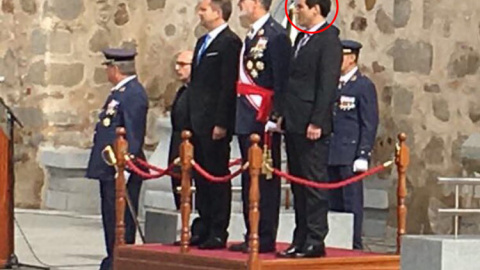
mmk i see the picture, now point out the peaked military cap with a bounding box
[102,48,137,65]
[341,40,363,54]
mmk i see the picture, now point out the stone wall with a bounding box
[0,0,479,234]
[339,0,480,234]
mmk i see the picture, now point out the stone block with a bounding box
[49,63,84,87]
[364,188,389,209]
[31,29,46,55]
[44,189,68,210]
[401,235,480,270]
[49,0,84,20]
[38,146,91,169]
[50,30,72,54]
[461,133,480,160]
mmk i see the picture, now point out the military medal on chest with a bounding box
[103,117,111,127]
[339,96,356,111]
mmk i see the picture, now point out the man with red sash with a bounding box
[229,0,291,254]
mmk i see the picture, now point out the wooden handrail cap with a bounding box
[250,133,261,144]
[116,127,126,136]
[181,130,192,140]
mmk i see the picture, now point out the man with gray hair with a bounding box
[231,0,291,254]
[86,48,148,270]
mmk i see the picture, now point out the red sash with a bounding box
[237,81,273,123]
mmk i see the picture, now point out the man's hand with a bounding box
[353,158,368,173]
[306,124,322,140]
[212,126,227,140]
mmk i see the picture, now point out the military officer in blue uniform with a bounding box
[86,48,148,270]
[231,0,291,254]
[328,40,379,250]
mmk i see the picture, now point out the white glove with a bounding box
[265,121,277,132]
[124,171,131,184]
[353,158,368,173]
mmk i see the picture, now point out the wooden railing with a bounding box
[112,131,410,267]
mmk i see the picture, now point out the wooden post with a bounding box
[180,130,193,253]
[395,133,409,254]
[113,128,128,265]
[248,134,262,270]
[0,129,13,267]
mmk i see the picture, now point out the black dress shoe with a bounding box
[229,242,248,252]
[295,244,326,258]
[173,234,204,246]
[198,237,226,250]
[241,243,276,254]
[276,245,302,258]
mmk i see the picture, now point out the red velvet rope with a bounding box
[229,158,243,167]
[125,159,178,180]
[134,157,176,173]
[272,164,387,189]
[192,161,247,183]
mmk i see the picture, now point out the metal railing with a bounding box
[437,177,480,238]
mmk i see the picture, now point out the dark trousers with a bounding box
[192,134,232,241]
[168,131,182,210]
[99,174,143,270]
[285,133,330,248]
[328,165,364,249]
[238,133,281,248]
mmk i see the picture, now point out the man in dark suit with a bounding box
[86,48,148,270]
[277,0,342,259]
[328,40,379,250]
[229,0,291,254]
[169,50,193,210]
[187,0,242,249]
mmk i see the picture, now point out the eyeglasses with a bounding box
[176,61,192,66]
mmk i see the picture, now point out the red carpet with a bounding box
[131,243,380,261]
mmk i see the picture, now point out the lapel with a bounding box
[196,26,229,66]
[172,85,187,111]
[294,22,329,58]
[245,18,270,54]
[343,70,361,92]
[245,18,271,58]
[338,70,361,100]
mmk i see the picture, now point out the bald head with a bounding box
[175,50,193,83]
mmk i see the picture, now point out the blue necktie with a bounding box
[197,34,211,65]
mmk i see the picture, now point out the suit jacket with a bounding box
[328,70,379,165]
[86,78,149,180]
[188,26,242,136]
[283,24,342,135]
[171,84,189,132]
[235,17,291,135]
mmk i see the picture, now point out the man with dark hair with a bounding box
[328,40,379,250]
[187,0,242,250]
[277,0,342,259]
[86,48,148,270]
[305,0,331,17]
[229,0,291,254]
[212,0,233,21]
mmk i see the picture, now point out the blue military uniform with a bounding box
[86,48,148,270]
[234,15,291,252]
[327,40,379,250]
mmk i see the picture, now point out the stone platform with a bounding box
[401,235,480,270]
